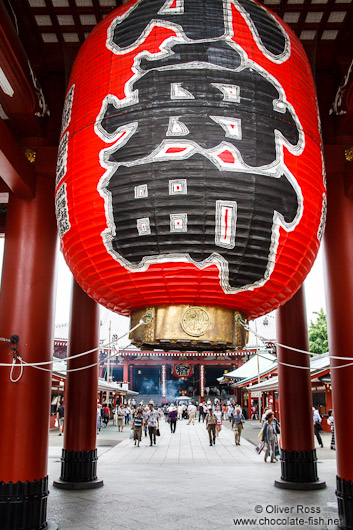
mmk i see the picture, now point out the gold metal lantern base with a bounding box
[129,305,248,351]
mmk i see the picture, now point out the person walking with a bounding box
[198,402,205,423]
[228,403,234,423]
[327,409,335,450]
[103,403,110,427]
[262,411,279,462]
[187,402,197,425]
[117,404,125,432]
[124,405,131,425]
[169,405,178,433]
[313,407,323,448]
[231,406,245,445]
[177,403,184,420]
[206,407,217,446]
[113,405,118,427]
[97,403,102,434]
[56,401,65,437]
[222,403,227,420]
[261,407,272,425]
[146,401,160,446]
[132,409,144,447]
[214,405,222,437]
[251,405,258,420]
[143,406,149,437]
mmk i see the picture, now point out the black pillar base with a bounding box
[274,449,326,490]
[0,476,49,530]
[52,449,103,490]
[335,476,353,530]
[52,478,103,490]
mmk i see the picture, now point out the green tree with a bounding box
[308,308,328,354]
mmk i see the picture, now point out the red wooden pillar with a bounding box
[232,363,237,400]
[0,176,57,529]
[123,358,129,385]
[53,280,103,489]
[129,364,134,390]
[275,286,325,489]
[323,146,353,528]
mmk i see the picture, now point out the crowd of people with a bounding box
[95,398,248,448]
[63,398,335,458]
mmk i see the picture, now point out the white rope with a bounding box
[243,320,351,360]
[4,313,353,379]
[23,341,120,374]
[0,318,146,369]
[276,342,328,356]
[4,317,147,381]
[9,356,23,383]
[255,341,352,372]
[330,360,353,370]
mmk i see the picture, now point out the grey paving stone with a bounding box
[47,419,337,530]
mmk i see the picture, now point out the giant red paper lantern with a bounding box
[55,0,326,323]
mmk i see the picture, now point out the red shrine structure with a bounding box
[0,1,353,529]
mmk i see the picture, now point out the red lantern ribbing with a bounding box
[55,0,326,339]
[0,175,57,530]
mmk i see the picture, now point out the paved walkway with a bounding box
[105,418,259,466]
[47,419,339,530]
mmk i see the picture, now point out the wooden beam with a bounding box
[0,120,35,198]
[35,146,58,178]
[0,2,43,136]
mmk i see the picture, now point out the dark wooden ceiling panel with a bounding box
[1,0,352,144]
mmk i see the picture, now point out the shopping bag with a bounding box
[129,429,134,440]
[156,428,160,436]
[255,441,265,454]
[54,418,59,428]
[275,442,280,457]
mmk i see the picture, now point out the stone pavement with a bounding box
[47,418,339,530]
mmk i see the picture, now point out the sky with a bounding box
[0,235,326,333]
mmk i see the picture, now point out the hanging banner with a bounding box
[173,363,193,378]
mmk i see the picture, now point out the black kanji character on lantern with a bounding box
[105,154,300,291]
[99,37,302,291]
[109,0,287,59]
[99,40,299,168]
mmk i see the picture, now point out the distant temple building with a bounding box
[54,309,276,403]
